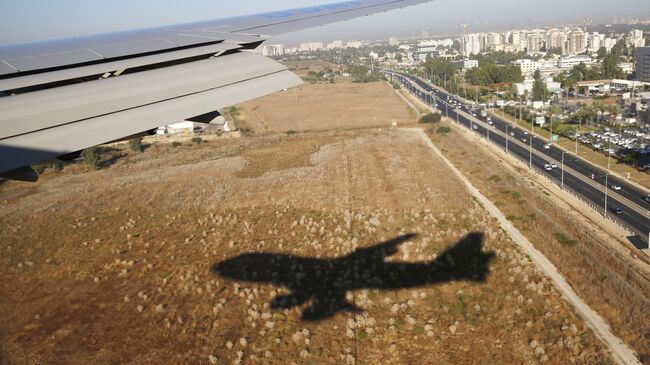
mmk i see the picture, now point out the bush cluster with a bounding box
[419,113,442,124]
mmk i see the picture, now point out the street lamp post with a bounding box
[603,172,609,217]
[506,125,509,153]
[529,136,533,168]
[607,138,612,170]
[562,151,566,189]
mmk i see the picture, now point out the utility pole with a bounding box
[506,125,509,153]
[561,152,566,188]
[529,136,533,168]
[603,171,609,217]
[530,117,534,168]
[607,137,612,170]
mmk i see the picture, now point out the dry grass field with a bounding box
[426,121,650,364]
[234,80,417,134]
[0,128,613,364]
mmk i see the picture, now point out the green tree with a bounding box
[419,113,442,124]
[128,137,143,153]
[423,58,458,82]
[532,78,547,101]
[82,147,100,170]
[545,47,563,58]
[602,53,624,78]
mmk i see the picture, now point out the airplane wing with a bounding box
[0,0,434,181]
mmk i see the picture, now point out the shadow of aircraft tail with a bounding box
[214,232,495,321]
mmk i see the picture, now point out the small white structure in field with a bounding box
[167,121,199,135]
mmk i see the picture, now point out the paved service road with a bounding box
[387,71,650,246]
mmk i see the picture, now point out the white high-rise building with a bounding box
[389,37,399,46]
[261,44,285,57]
[628,29,646,48]
[587,32,605,52]
[547,28,567,54]
[526,30,546,55]
[299,42,323,52]
[463,33,482,56]
[510,31,525,52]
[486,32,503,47]
[346,40,363,49]
[604,38,618,52]
[327,40,344,49]
[566,28,586,55]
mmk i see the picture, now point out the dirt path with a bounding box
[407,127,642,365]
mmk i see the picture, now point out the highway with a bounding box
[387,71,650,246]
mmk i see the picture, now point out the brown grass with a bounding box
[234,80,417,134]
[0,128,611,364]
[426,121,650,364]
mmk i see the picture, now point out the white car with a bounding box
[472,125,479,130]
[544,143,551,149]
[549,162,557,169]
[544,164,553,171]
[610,184,621,191]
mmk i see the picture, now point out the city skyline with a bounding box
[1,0,649,46]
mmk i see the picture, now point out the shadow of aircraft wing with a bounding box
[349,233,417,262]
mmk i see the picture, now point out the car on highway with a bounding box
[521,138,528,143]
[610,206,623,214]
[610,184,621,191]
[544,164,553,171]
[509,131,515,137]
[544,143,551,149]
[549,162,557,168]
[644,195,650,203]
[472,125,479,130]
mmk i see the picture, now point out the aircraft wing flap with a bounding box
[0,52,288,140]
[0,42,241,92]
[0,55,301,174]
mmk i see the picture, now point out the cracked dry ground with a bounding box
[1,129,613,364]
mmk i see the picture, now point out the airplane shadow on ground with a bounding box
[213,232,495,321]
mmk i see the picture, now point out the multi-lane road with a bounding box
[388,71,650,246]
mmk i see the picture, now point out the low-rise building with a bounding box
[455,59,479,71]
[513,59,540,79]
[557,55,593,68]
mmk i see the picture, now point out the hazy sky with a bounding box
[1,0,649,46]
